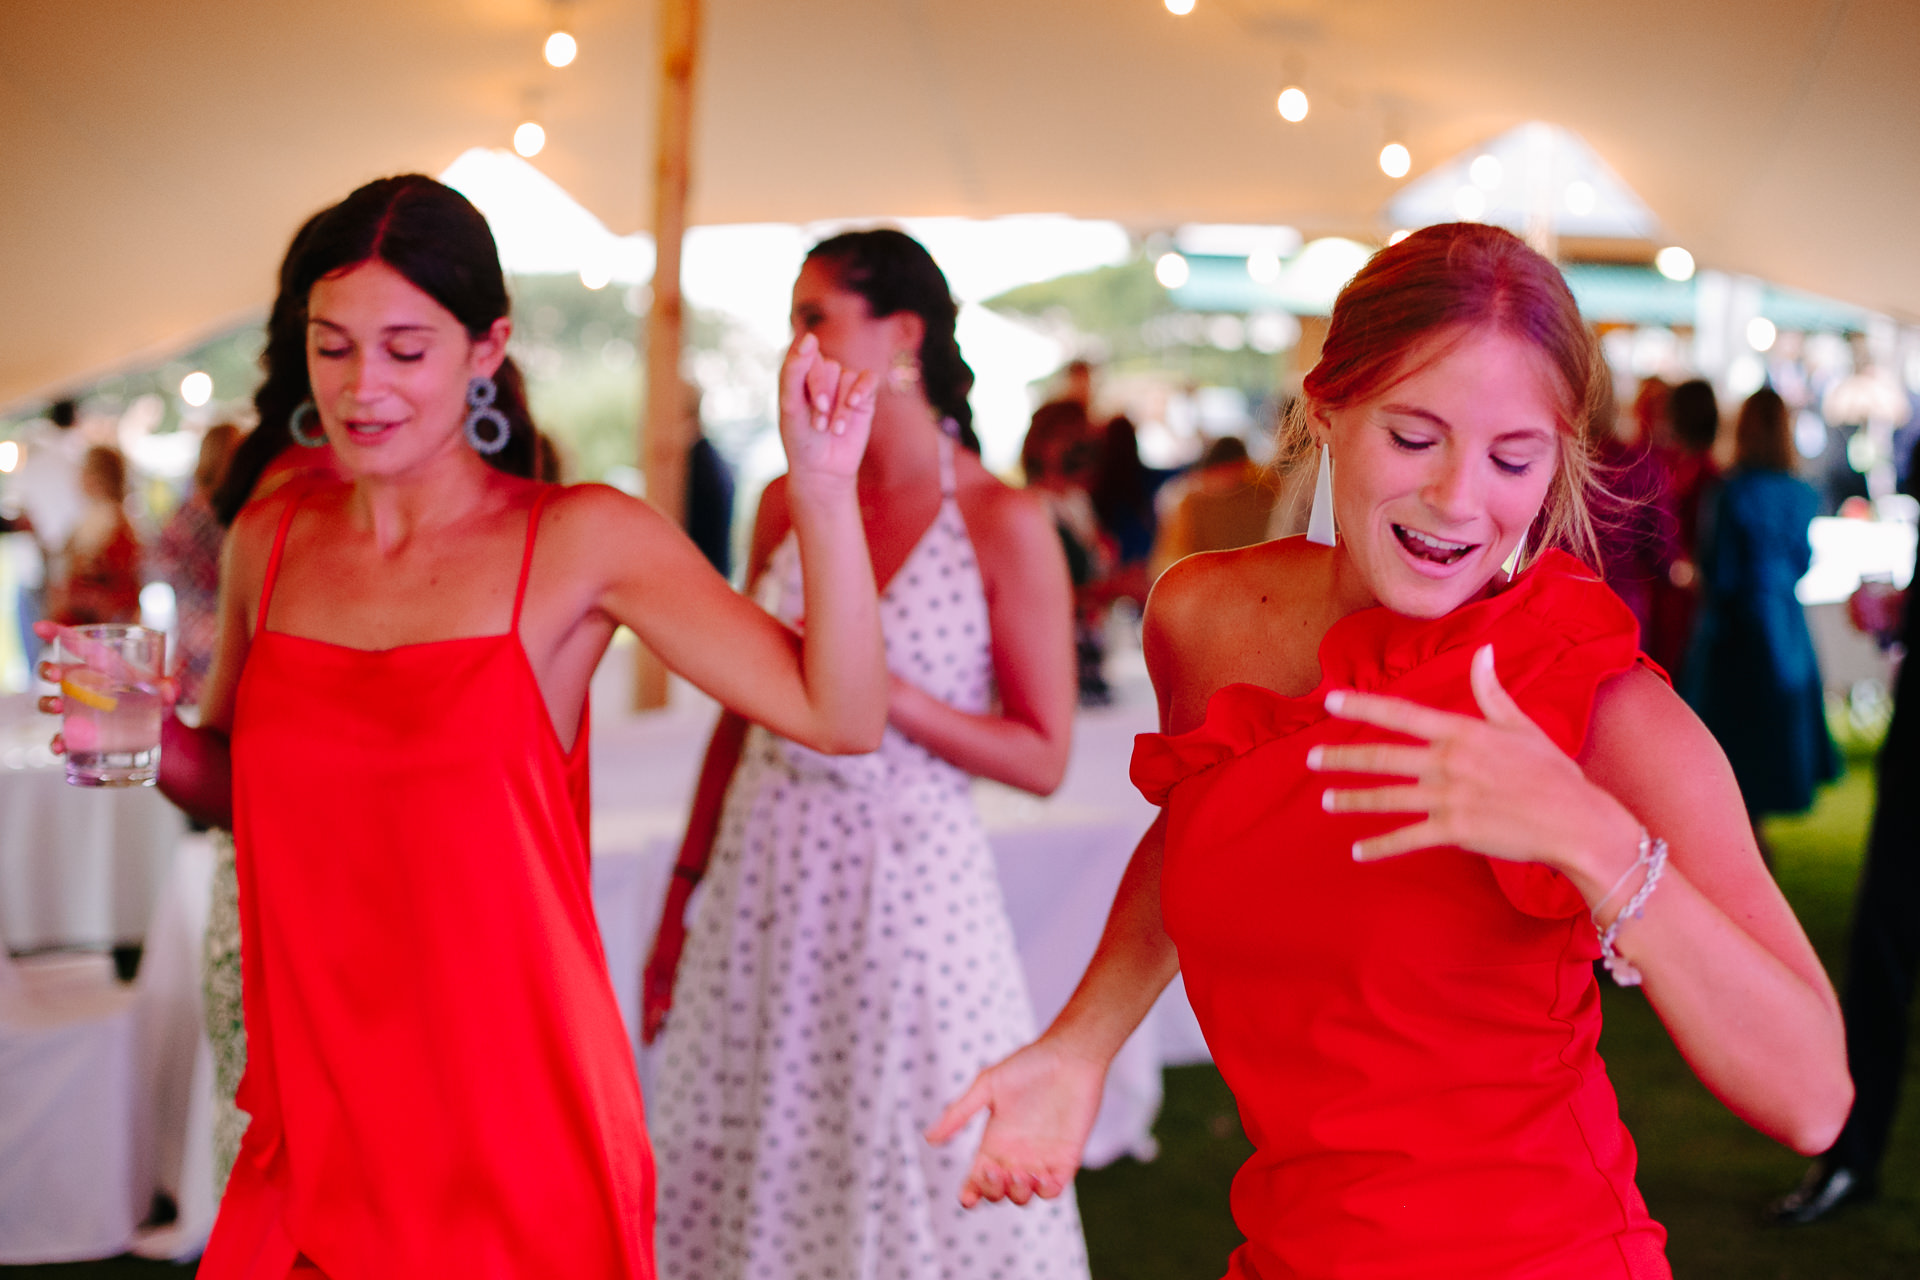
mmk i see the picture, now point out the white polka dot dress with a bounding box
[653,438,1090,1280]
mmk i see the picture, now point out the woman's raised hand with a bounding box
[778,332,877,484]
[924,1037,1105,1208]
[1309,643,1639,891]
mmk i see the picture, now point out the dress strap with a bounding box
[937,434,958,501]
[511,487,553,632]
[256,490,304,632]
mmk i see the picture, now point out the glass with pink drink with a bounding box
[55,624,165,787]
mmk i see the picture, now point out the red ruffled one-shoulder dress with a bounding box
[201,489,654,1278]
[1131,551,1670,1280]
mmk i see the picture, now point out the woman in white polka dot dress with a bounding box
[644,230,1092,1280]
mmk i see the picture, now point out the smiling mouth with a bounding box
[1393,524,1477,565]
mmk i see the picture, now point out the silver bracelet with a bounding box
[1593,829,1669,988]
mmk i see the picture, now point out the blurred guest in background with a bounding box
[153,423,242,706]
[1648,378,1721,676]
[1148,434,1278,579]
[1023,398,1112,703]
[682,384,736,579]
[48,444,141,625]
[1585,371,1680,649]
[1088,415,1168,609]
[2,398,87,659]
[1772,549,1915,1222]
[1682,387,1838,850]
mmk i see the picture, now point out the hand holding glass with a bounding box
[51,624,165,787]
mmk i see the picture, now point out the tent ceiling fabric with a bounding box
[4,0,1917,409]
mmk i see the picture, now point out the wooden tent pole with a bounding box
[634,0,702,711]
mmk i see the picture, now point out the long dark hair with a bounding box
[214,175,540,523]
[804,229,980,454]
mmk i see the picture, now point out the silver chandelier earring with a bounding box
[464,375,511,455]
[1305,441,1336,547]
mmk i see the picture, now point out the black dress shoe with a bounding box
[1766,1161,1877,1224]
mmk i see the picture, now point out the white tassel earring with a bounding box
[1306,441,1336,547]
[1502,526,1529,581]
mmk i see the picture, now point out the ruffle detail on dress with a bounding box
[1131,550,1659,817]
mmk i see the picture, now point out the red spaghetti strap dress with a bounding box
[1132,551,1671,1280]
[201,487,653,1279]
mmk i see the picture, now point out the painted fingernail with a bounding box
[815,394,831,413]
[1320,788,1336,811]
[1351,843,1367,861]
[1324,690,1346,713]
[1305,746,1324,769]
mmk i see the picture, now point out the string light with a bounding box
[1654,246,1695,282]
[1154,252,1191,289]
[514,121,547,157]
[0,442,18,474]
[1165,0,1195,14]
[1747,316,1778,352]
[1276,87,1309,123]
[1379,142,1411,179]
[545,31,577,67]
[1388,229,1412,245]
[180,371,213,407]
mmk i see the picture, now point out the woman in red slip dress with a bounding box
[928,223,1852,1279]
[44,176,886,1279]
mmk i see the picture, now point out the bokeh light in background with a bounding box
[1468,154,1502,189]
[1164,0,1195,14]
[1748,316,1778,352]
[179,371,212,407]
[544,32,577,68]
[1379,143,1411,179]
[1276,87,1308,123]
[1154,252,1191,288]
[1655,245,1696,281]
[513,121,546,158]
[0,442,18,474]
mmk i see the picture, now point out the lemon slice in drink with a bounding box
[60,670,120,712]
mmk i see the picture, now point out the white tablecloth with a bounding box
[0,700,186,953]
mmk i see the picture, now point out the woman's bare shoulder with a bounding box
[1146,536,1317,640]
[953,459,1057,564]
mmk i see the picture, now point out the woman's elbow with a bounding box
[1783,1074,1854,1157]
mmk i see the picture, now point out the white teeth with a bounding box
[1398,525,1471,553]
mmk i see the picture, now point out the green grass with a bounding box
[1075,759,1920,1279]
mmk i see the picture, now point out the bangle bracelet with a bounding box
[1593,829,1668,987]
[672,865,703,884]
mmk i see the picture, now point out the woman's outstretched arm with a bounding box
[925,812,1178,1204]
[577,335,887,755]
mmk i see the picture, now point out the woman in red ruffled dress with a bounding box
[929,223,1851,1279]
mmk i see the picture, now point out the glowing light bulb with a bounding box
[1247,250,1281,284]
[1276,87,1309,123]
[1454,186,1486,220]
[1469,154,1502,190]
[1654,246,1695,282]
[1154,252,1191,289]
[545,31,577,67]
[0,441,18,474]
[1379,142,1411,179]
[1165,0,1195,13]
[180,371,213,407]
[514,121,547,158]
[1747,316,1778,352]
[1563,181,1596,215]
[580,263,612,291]
[1388,229,1412,245]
